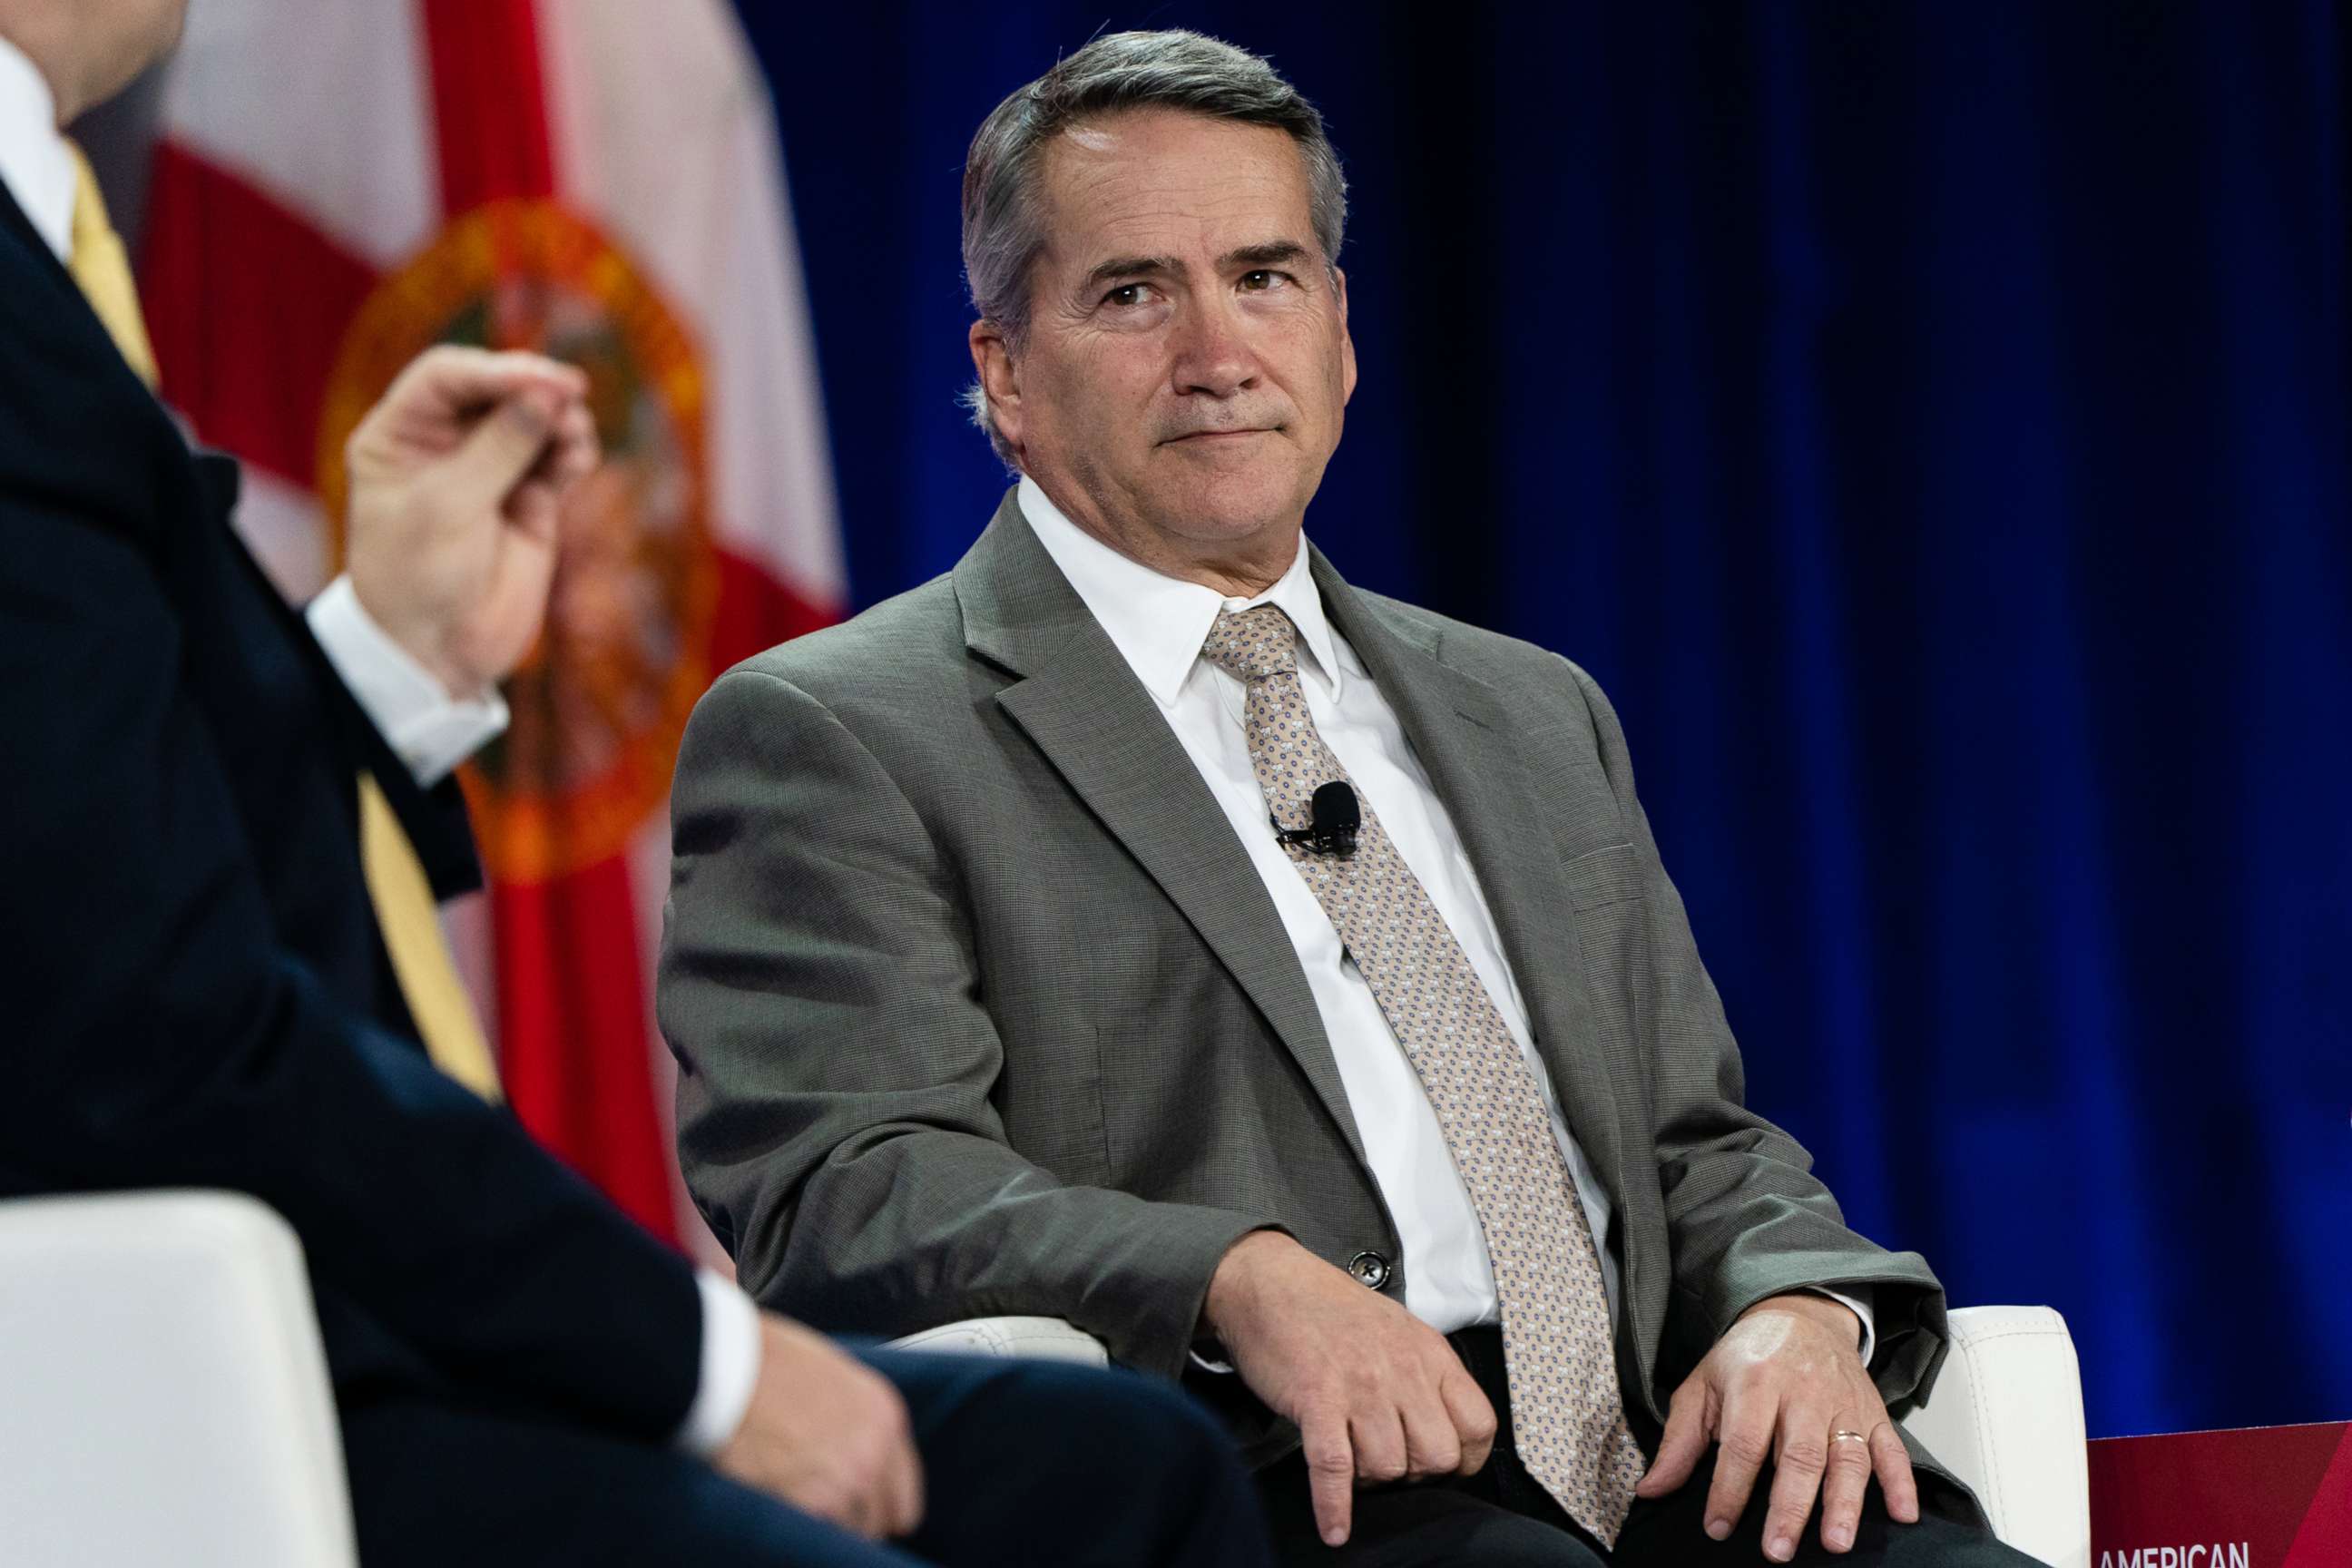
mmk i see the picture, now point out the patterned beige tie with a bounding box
[1200,603,1645,1544]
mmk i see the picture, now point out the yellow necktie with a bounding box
[358,773,503,1100]
[64,142,158,388]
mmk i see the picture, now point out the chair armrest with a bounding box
[1898,1305,2088,1568]
[887,1314,1112,1366]
[0,1191,358,1568]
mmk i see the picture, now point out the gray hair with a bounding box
[958,29,1349,465]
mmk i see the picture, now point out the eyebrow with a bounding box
[1221,240,1312,271]
[1079,240,1317,293]
[1082,253,1181,291]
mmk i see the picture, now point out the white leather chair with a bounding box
[1896,1306,2088,1568]
[895,1305,2091,1568]
[0,1191,358,1568]
[0,1190,2086,1568]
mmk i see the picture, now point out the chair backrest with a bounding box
[0,1190,358,1568]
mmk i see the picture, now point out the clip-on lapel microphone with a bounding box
[1272,780,1361,857]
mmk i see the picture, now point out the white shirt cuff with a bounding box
[1809,1286,1877,1366]
[305,575,508,786]
[675,1269,762,1456]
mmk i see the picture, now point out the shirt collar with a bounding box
[1014,474,1343,708]
[0,35,72,264]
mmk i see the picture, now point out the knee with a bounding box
[989,1361,1234,1477]
[1448,1514,1606,1567]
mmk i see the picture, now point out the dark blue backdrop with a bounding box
[731,1,2352,1441]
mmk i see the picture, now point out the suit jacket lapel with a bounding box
[0,174,158,408]
[0,174,50,272]
[956,495,1371,1167]
[1311,549,1634,1215]
[2,179,478,897]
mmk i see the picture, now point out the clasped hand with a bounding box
[1204,1231,1497,1547]
[715,1314,926,1541]
[1635,1293,1919,1560]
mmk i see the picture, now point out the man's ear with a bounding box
[969,319,1023,450]
[1333,267,1357,406]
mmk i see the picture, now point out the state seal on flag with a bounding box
[315,200,717,885]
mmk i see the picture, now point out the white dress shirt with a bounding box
[304,578,508,786]
[0,32,759,1453]
[1017,478,1875,1357]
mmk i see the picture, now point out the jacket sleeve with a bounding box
[661,666,1276,1380]
[1566,661,1953,1411]
[0,493,704,1443]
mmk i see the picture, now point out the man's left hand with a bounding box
[344,346,601,698]
[1635,1292,1919,1562]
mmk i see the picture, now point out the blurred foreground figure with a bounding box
[0,3,1272,1563]
[662,29,2034,1568]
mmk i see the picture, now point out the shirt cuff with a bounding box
[675,1269,762,1456]
[305,575,508,786]
[1808,1286,1877,1366]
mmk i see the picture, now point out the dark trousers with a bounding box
[341,1346,1275,1566]
[1259,1328,2036,1568]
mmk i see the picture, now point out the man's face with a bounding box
[974,108,1357,584]
[91,0,186,102]
[0,0,186,118]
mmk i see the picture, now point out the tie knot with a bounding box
[1200,604,1299,683]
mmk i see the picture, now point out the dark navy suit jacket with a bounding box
[0,180,701,1444]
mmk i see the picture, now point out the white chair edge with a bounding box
[889,1313,1112,1366]
[0,1189,359,1568]
[1901,1304,2089,1568]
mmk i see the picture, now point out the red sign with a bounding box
[2088,1421,2350,1568]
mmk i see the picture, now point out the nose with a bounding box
[1168,293,1258,401]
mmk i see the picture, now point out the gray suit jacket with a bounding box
[662,488,1956,1475]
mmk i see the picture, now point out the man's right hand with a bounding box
[1203,1230,1496,1548]
[343,346,600,700]
[714,1313,925,1540]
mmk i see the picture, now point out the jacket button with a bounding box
[1347,1250,1392,1289]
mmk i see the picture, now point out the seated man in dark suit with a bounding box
[0,3,1271,1563]
[661,27,2035,1568]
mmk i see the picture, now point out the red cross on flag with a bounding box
[140,0,844,1250]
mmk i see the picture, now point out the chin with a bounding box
[1167,495,1291,547]
[1158,463,1302,540]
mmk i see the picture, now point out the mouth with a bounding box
[1162,426,1277,446]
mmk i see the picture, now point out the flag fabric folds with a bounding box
[142,0,844,1247]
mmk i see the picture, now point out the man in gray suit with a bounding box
[662,29,2032,1568]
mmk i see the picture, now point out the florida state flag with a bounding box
[141,0,844,1246]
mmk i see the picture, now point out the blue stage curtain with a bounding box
[733,1,2352,1440]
